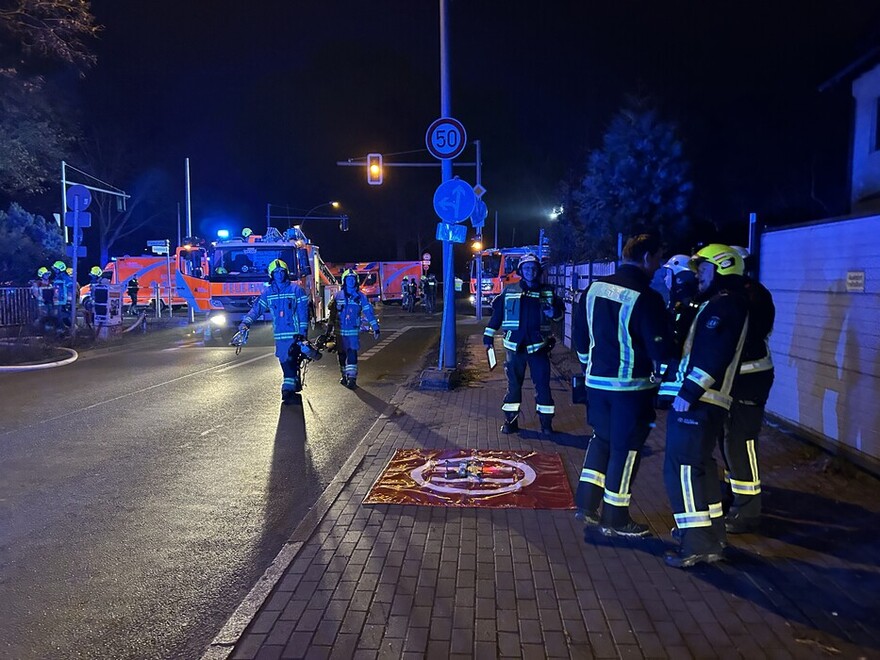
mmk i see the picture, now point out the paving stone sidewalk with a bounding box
[214,328,880,660]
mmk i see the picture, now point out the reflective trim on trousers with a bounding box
[603,449,638,508]
[709,502,723,519]
[730,478,761,495]
[502,402,521,412]
[536,404,555,414]
[674,511,712,528]
[580,468,605,488]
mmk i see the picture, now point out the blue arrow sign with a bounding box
[433,178,477,224]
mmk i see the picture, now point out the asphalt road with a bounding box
[0,304,441,659]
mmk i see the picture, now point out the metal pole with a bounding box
[165,239,173,317]
[61,161,69,243]
[266,203,271,233]
[69,193,80,336]
[494,210,498,249]
[475,139,483,322]
[185,158,193,238]
[438,0,456,370]
[185,159,194,323]
[177,203,182,248]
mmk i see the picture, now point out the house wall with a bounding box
[760,215,880,470]
[851,64,880,212]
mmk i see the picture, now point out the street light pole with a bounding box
[301,201,340,231]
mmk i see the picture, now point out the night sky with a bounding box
[78,1,880,264]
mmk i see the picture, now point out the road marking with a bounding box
[215,352,274,372]
[359,325,413,360]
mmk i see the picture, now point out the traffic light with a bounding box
[471,236,483,251]
[367,153,383,185]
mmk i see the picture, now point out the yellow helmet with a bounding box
[268,259,288,275]
[341,269,358,284]
[52,260,67,272]
[215,266,228,274]
[242,228,253,238]
[690,244,743,277]
[90,266,103,277]
[66,267,73,276]
[37,266,50,277]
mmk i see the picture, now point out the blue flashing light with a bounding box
[217,229,230,239]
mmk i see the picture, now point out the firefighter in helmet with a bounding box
[33,266,55,318]
[719,246,775,534]
[483,253,563,435]
[327,269,379,389]
[51,260,73,324]
[238,259,310,403]
[658,243,749,568]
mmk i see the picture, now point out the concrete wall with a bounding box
[760,215,880,469]
[851,64,880,212]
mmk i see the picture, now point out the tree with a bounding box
[0,0,99,197]
[0,202,65,284]
[557,99,694,261]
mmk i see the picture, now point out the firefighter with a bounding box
[406,275,419,312]
[51,260,73,325]
[327,269,380,389]
[126,275,140,314]
[33,266,55,318]
[423,272,437,313]
[238,259,310,403]
[658,243,750,568]
[572,234,676,537]
[721,246,775,534]
[483,253,563,435]
[83,266,104,328]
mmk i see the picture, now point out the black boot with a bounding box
[339,375,348,386]
[500,412,519,434]
[346,377,358,390]
[539,413,554,436]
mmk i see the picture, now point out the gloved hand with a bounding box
[373,328,381,340]
[238,323,249,333]
[483,336,493,348]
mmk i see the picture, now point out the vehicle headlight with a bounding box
[468,295,475,304]
[210,313,227,326]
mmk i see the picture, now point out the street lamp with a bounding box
[548,205,564,221]
[300,201,341,230]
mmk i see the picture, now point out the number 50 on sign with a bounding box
[426,117,467,160]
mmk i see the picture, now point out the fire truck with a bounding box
[468,245,545,307]
[176,226,337,332]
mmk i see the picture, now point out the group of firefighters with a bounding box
[401,273,438,313]
[484,236,774,569]
[29,262,141,332]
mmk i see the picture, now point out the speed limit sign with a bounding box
[426,117,467,160]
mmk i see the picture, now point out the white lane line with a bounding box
[359,325,412,360]
[215,352,274,372]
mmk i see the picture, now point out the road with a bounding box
[0,304,441,659]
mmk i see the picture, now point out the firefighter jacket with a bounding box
[243,280,310,359]
[732,276,775,403]
[658,277,750,411]
[483,280,563,353]
[328,289,379,348]
[53,272,74,307]
[573,264,676,391]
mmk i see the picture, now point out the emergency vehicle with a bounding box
[468,245,545,306]
[325,261,422,304]
[176,226,337,331]
[79,255,184,310]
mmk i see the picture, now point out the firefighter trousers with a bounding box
[721,399,765,520]
[664,403,727,556]
[279,358,301,394]
[336,337,359,380]
[576,388,656,527]
[502,347,554,423]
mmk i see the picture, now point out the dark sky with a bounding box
[80,1,880,262]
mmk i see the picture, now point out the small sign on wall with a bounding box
[846,270,865,292]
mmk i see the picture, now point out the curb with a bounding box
[201,384,411,660]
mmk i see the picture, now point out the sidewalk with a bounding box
[208,327,880,659]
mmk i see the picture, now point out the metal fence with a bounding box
[0,287,40,327]
[546,260,616,348]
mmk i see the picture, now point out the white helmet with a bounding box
[663,254,691,274]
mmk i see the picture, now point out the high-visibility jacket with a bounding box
[484,281,563,353]
[53,272,73,307]
[573,264,676,391]
[243,280,310,359]
[328,289,379,344]
[732,277,775,402]
[658,280,749,411]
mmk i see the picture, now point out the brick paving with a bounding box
[209,325,880,660]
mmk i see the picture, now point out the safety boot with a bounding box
[346,377,358,390]
[538,413,554,436]
[500,412,519,435]
[339,375,348,386]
